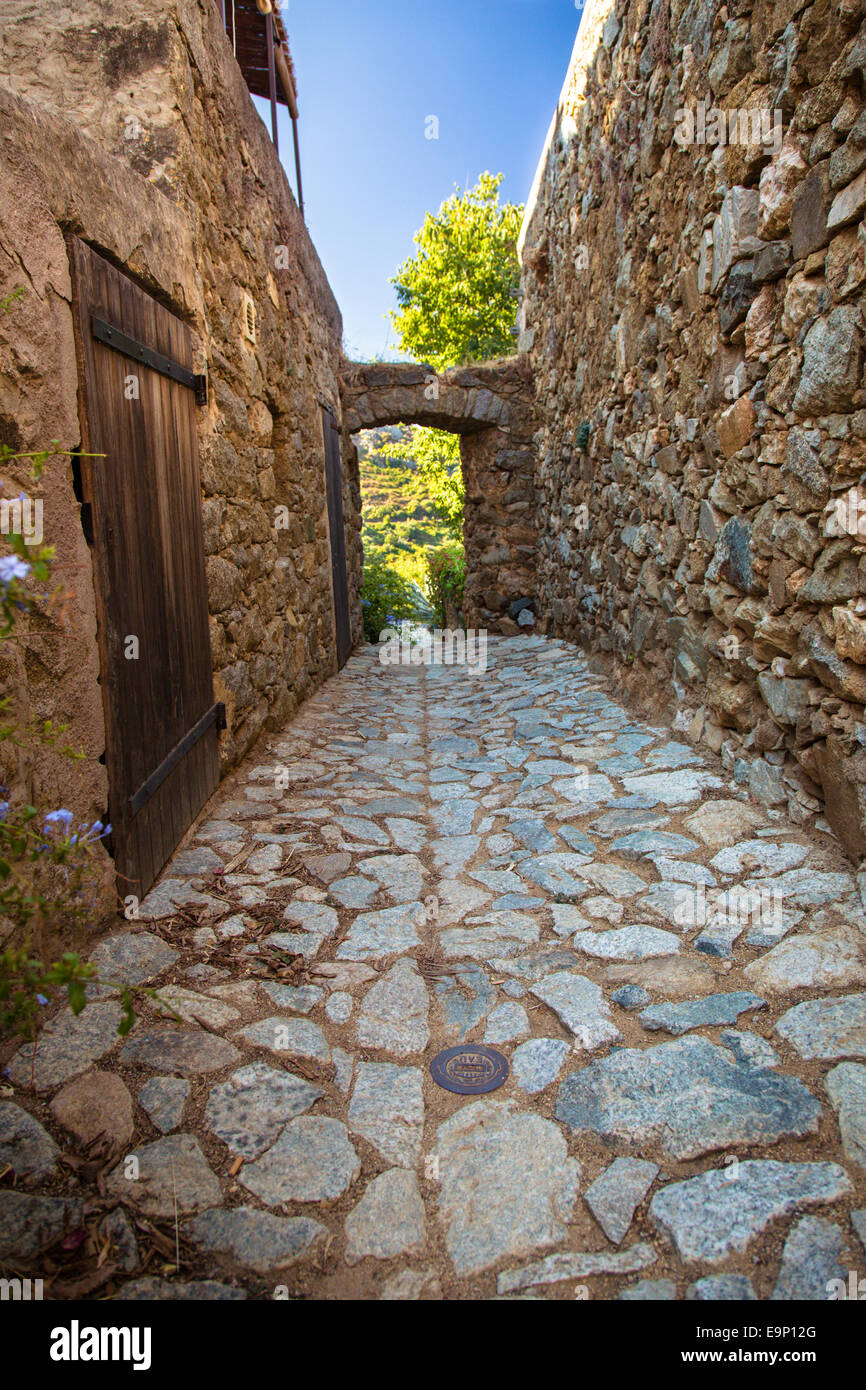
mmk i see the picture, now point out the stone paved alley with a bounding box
[2,636,866,1300]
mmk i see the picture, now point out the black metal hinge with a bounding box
[91,315,208,405]
[128,702,226,818]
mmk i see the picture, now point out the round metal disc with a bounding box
[430,1045,509,1095]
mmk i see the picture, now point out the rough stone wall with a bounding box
[520,0,866,858]
[0,91,112,844]
[342,359,537,629]
[0,0,362,807]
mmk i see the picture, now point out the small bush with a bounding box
[360,556,423,643]
[426,546,466,628]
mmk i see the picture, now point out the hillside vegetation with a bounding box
[358,427,454,592]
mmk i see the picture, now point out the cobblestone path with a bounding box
[2,636,865,1300]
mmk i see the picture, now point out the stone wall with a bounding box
[520,0,866,858]
[0,0,362,855]
[341,359,537,629]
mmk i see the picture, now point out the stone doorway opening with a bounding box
[340,359,537,636]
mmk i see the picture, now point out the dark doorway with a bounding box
[322,405,352,669]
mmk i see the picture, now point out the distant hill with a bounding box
[358,427,454,589]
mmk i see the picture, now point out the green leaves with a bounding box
[0,948,96,1037]
[389,173,524,371]
[426,546,466,627]
[372,427,464,542]
[118,988,137,1037]
[410,428,464,540]
[0,438,100,483]
[0,285,24,313]
[0,947,149,1043]
[360,556,426,643]
[66,977,87,1015]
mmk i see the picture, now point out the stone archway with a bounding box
[340,359,537,631]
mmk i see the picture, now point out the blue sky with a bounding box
[254,1,583,360]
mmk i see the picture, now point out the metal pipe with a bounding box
[272,41,303,215]
[266,12,279,154]
[292,114,304,219]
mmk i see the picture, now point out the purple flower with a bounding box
[0,555,29,588]
[44,809,74,831]
[69,819,112,847]
[36,993,48,1006]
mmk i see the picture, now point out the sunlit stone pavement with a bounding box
[2,635,865,1299]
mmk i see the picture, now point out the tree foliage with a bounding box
[425,546,466,628]
[371,174,524,612]
[360,556,427,643]
[389,172,524,371]
[371,427,463,544]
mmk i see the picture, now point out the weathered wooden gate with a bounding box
[322,405,352,669]
[69,237,221,903]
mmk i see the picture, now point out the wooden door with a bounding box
[69,237,221,903]
[322,406,351,669]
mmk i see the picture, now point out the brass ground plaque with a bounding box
[430,1045,509,1095]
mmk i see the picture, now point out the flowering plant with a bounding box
[0,677,127,1040]
[0,283,134,1042]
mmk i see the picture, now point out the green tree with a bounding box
[370,427,463,543]
[385,174,524,558]
[389,172,524,369]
